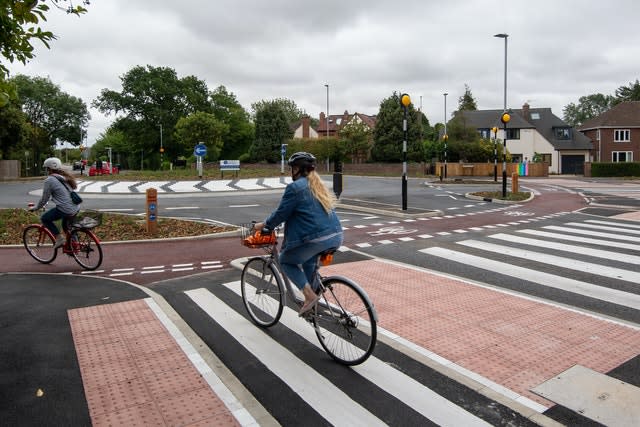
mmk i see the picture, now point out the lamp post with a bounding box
[158,124,163,170]
[443,92,448,179]
[401,93,411,210]
[325,83,330,172]
[494,33,509,196]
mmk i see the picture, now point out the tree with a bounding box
[0,100,29,159]
[562,93,614,127]
[174,112,228,161]
[339,119,371,163]
[93,65,213,165]
[11,74,89,168]
[251,98,304,125]
[457,84,477,111]
[0,1,89,106]
[210,86,254,159]
[371,92,423,162]
[614,79,640,104]
[249,100,292,162]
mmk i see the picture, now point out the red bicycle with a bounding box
[23,210,103,271]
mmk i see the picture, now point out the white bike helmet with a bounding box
[43,157,62,170]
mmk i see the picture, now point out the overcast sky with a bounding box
[8,0,640,145]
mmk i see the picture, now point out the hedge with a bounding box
[591,162,640,177]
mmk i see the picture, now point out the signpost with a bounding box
[194,143,207,178]
[146,188,158,234]
[280,144,287,174]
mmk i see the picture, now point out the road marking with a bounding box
[185,288,388,427]
[228,204,259,208]
[564,222,640,235]
[543,226,640,243]
[419,247,640,310]
[98,208,133,212]
[165,206,199,210]
[143,265,165,269]
[112,267,135,272]
[172,263,193,268]
[518,229,640,251]
[458,239,640,283]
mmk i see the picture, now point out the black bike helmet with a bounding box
[287,152,316,173]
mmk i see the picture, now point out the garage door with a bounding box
[561,155,585,174]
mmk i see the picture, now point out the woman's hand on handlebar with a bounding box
[253,222,265,234]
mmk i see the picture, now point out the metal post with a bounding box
[159,124,163,170]
[502,123,507,197]
[494,33,509,197]
[443,93,448,179]
[493,128,498,181]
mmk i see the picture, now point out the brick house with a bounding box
[578,101,640,163]
[455,103,592,174]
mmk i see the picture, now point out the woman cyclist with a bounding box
[254,152,343,315]
[29,157,81,248]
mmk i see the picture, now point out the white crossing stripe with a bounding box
[184,288,386,427]
[584,219,640,230]
[419,247,640,310]
[457,239,640,284]
[517,229,640,252]
[487,233,640,266]
[542,226,640,243]
[564,222,640,235]
[218,283,491,426]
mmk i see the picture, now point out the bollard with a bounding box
[146,188,158,234]
[511,172,519,193]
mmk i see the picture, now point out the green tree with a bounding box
[174,112,228,161]
[249,99,293,162]
[339,119,371,162]
[0,99,29,159]
[614,79,640,104]
[371,92,424,162]
[457,84,478,111]
[0,1,88,106]
[93,65,213,165]
[251,98,304,125]
[92,129,129,168]
[210,85,254,159]
[11,74,89,168]
[562,93,614,127]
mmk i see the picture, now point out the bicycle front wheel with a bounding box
[313,277,377,365]
[241,257,285,327]
[23,225,57,264]
[70,229,103,270]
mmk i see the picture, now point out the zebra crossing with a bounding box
[418,217,640,323]
[176,282,532,426]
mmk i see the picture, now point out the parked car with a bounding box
[88,161,119,176]
[72,161,83,170]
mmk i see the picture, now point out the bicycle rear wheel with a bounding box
[241,257,285,327]
[70,229,103,270]
[23,225,57,264]
[313,277,377,365]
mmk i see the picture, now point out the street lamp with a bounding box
[401,93,411,210]
[158,124,163,170]
[325,83,330,172]
[443,92,448,179]
[494,33,509,196]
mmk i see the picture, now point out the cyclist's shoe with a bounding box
[298,294,321,316]
[53,235,65,249]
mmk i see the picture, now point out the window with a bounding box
[478,128,491,139]
[540,153,552,166]
[614,129,630,142]
[613,151,633,162]
[554,127,571,139]
[505,128,520,139]
[596,129,600,141]
[530,112,540,120]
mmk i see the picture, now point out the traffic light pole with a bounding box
[501,112,510,197]
[401,94,410,211]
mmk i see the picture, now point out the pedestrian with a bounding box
[96,158,103,175]
[253,152,343,315]
[29,157,81,248]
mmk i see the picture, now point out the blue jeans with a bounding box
[279,233,343,290]
[41,207,73,236]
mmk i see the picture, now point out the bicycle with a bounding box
[240,223,378,365]
[23,208,104,271]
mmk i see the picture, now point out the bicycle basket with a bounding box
[240,223,277,248]
[73,210,102,229]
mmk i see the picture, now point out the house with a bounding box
[291,116,319,139]
[455,103,593,174]
[578,101,640,163]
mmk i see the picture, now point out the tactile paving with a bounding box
[68,300,241,426]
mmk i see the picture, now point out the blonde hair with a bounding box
[51,169,78,189]
[307,170,336,213]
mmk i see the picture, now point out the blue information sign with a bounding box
[194,143,207,157]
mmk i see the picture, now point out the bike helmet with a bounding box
[287,152,316,171]
[43,157,62,170]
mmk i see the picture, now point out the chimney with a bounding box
[522,103,530,119]
[302,116,310,138]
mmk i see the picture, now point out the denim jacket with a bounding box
[265,177,342,251]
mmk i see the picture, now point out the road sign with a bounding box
[194,144,207,157]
